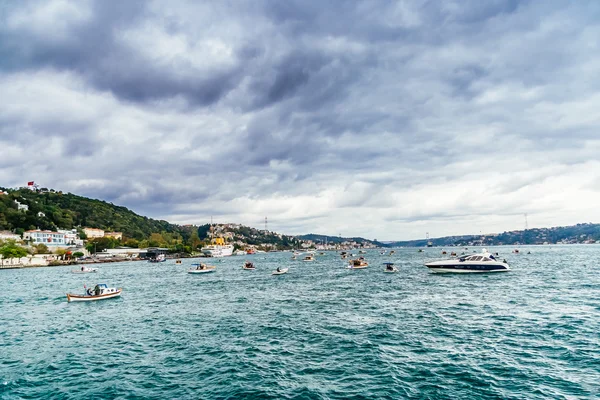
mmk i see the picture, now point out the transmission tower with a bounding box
[524,213,528,230]
[264,216,268,232]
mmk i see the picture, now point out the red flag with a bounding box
[27,181,34,186]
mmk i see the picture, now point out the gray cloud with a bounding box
[2,0,600,240]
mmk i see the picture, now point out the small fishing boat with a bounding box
[291,255,297,260]
[383,262,398,273]
[359,250,366,254]
[67,284,121,302]
[71,266,98,273]
[188,263,216,274]
[348,259,368,269]
[272,268,289,275]
[242,261,256,270]
[389,250,396,255]
[303,254,314,262]
[148,254,166,263]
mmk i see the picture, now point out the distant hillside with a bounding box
[0,187,186,241]
[297,234,386,247]
[196,224,302,250]
[388,223,600,247]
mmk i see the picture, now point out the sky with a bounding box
[1,0,600,241]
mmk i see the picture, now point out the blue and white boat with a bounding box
[425,249,510,273]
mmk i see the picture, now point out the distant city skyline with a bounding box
[2,1,600,241]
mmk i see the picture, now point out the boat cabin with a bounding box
[460,254,496,262]
[383,262,395,271]
[89,284,118,296]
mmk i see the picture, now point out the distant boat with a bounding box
[242,261,256,270]
[148,254,166,263]
[303,254,314,262]
[71,266,98,273]
[188,263,216,274]
[348,259,368,269]
[272,268,289,275]
[67,284,121,302]
[383,262,398,273]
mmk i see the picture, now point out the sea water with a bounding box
[1,245,599,399]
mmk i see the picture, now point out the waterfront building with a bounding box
[24,230,67,247]
[57,229,84,246]
[83,228,105,238]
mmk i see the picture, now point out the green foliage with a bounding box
[86,237,120,253]
[33,243,49,254]
[73,251,84,258]
[0,188,187,241]
[0,240,28,259]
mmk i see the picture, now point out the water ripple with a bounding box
[1,245,600,398]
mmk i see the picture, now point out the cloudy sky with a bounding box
[1,0,600,240]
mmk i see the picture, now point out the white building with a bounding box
[14,200,29,212]
[24,230,67,247]
[0,231,21,241]
[57,229,84,246]
[83,228,105,238]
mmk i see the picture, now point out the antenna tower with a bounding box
[265,216,268,232]
[524,213,528,230]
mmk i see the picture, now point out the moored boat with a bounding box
[188,263,216,274]
[348,259,368,269]
[303,254,314,262]
[67,284,121,302]
[383,262,398,273]
[149,254,166,263]
[242,261,256,270]
[425,249,510,273]
[272,268,289,275]
[71,266,98,273]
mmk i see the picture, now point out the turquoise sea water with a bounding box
[1,246,599,399]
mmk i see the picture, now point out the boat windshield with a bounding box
[465,255,492,262]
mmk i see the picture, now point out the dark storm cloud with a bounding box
[2,0,600,239]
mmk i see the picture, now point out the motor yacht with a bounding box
[424,249,510,273]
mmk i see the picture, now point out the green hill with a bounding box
[0,187,185,241]
[387,223,600,247]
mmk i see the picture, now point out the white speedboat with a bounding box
[188,263,216,274]
[71,267,98,273]
[425,249,510,273]
[67,284,121,302]
[272,268,289,275]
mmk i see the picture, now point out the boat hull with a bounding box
[384,268,398,273]
[71,269,97,274]
[272,268,289,275]
[426,266,510,273]
[67,289,122,302]
[188,268,216,274]
[242,267,256,270]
